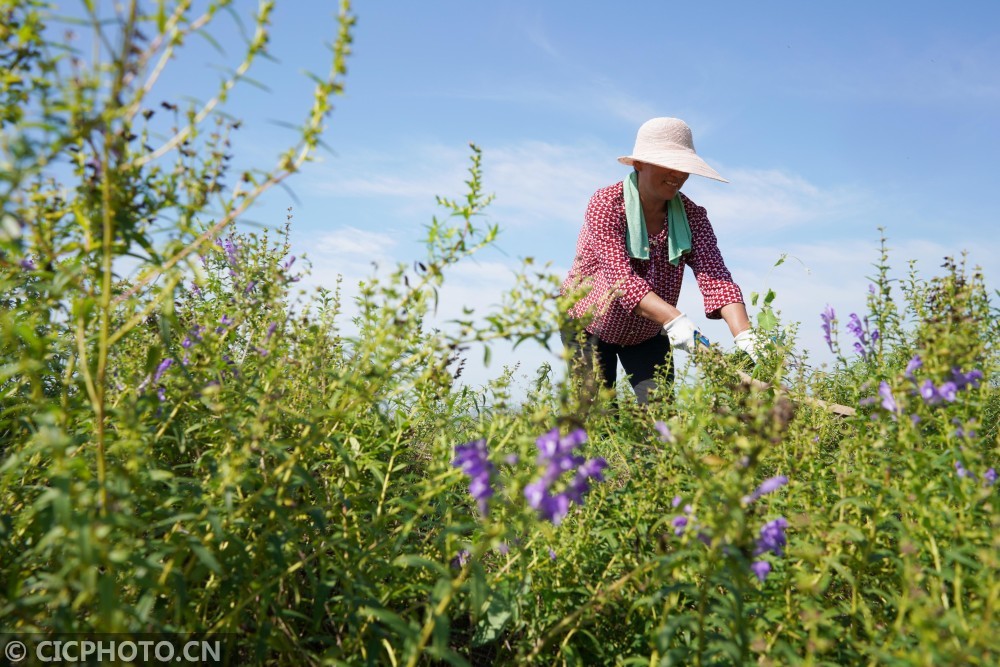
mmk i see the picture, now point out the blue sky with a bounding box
[136,0,1000,389]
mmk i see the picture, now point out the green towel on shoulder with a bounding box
[623,170,691,266]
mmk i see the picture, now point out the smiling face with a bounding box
[634,162,690,204]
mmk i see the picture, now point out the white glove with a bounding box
[733,328,764,363]
[662,313,706,354]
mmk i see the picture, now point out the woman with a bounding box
[561,117,761,404]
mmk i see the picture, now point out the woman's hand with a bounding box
[662,313,704,354]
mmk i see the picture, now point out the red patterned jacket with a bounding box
[562,180,744,346]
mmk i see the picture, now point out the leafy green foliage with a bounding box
[1,2,998,665]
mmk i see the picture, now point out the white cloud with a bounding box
[483,140,619,228]
[684,166,869,236]
[315,226,397,257]
[298,139,620,235]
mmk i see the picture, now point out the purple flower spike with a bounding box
[757,475,789,497]
[750,560,771,583]
[154,358,173,383]
[453,439,497,516]
[744,475,789,504]
[222,236,239,267]
[754,517,789,557]
[878,381,899,414]
[820,305,836,352]
[525,427,605,525]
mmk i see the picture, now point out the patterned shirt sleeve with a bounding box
[585,188,652,313]
[684,198,744,319]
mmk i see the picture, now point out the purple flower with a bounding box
[904,355,922,380]
[671,515,689,536]
[846,313,876,359]
[878,381,899,414]
[955,461,975,480]
[754,517,789,557]
[524,427,606,525]
[965,369,984,388]
[19,258,35,270]
[654,420,673,442]
[672,495,682,508]
[985,468,997,486]
[952,368,984,390]
[266,322,278,341]
[549,548,557,561]
[743,475,789,504]
[938,382,958,402]
[496,542,509,555]
[846,313,864,339]
[750,560,771,582]
[154,358,173,383]
[820,305,835,352]
[919,380,941,405]
[221,236,239,267]
[450,549,470,570]
[283,256,296,270]
[453,439,497,515]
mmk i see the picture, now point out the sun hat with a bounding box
[617,117,728,183]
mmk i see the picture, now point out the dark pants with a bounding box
[560,329,675,405]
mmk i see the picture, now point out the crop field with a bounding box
[1,3,998,666]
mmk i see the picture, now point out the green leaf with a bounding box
[360,605,419,642]
[189,541,222,575]
[472,591,512,647]
[757,309,778,331]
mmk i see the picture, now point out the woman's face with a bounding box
[635,162,689,202]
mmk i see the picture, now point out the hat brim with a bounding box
[618,150,728,183]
